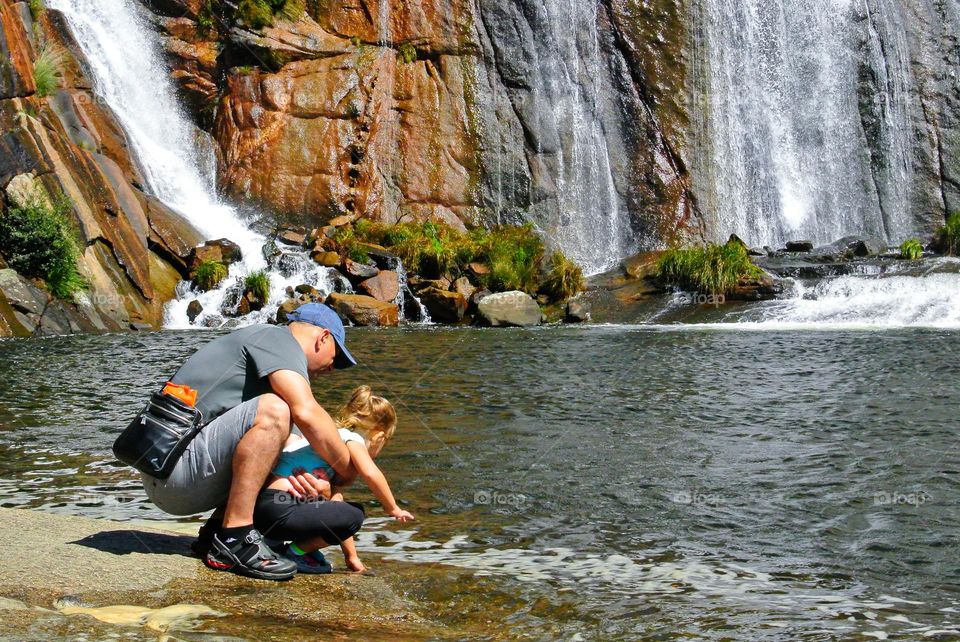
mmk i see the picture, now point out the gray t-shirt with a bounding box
[170,324,309,422]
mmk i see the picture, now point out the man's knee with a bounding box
[254,393,292,434]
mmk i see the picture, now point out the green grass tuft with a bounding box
[657,240,764,295]
[194,260,228,291]
[540,251,585,301]
[397,42,417,64]
[0,194,86,298]
[934,212,960,256]
[899,239,923,260]
[244,270,271,301]
[33,45,64,98]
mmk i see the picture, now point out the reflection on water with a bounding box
[0,327,959,639]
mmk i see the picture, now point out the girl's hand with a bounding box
[346,556,366,573]
[390,508,415,522]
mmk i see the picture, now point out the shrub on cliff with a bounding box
[194,260,228,291]
[657,240,764,295]
[933,212,960,256]
[899,239,923,260]
[0,195,86,298]
[540,251,585,301]
[235,0,302,29]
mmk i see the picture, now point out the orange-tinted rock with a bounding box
[358,270,399,302]
[418,287,467,323]
[311,250,341,267]
[327,292,399,327]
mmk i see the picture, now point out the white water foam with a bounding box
[50,0,341,328]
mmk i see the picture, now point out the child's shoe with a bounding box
[282,545,333,574]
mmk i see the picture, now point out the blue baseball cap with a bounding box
[286,303,357,369]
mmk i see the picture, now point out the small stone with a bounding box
[202,314,224,328]
[277,230,306,246]
[295,284,319,297]
[129,322,153,331]
[186,299,203,323]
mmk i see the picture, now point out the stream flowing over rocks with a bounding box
[0,0,957,334]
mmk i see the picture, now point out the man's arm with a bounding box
[267,369,351,479]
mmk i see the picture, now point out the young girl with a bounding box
[253,386,414,574]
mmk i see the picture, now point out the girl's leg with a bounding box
[281,498,365,553]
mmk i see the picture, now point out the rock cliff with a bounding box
[0,0,202,336]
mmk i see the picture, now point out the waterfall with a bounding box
[527,0,632,275]
[49,0,340,328]
[693,0,917,247]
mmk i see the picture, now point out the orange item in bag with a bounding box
[162,381,197,407]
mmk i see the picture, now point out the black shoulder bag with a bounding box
[112,389,204,479]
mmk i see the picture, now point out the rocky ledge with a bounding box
[0,507,447,639]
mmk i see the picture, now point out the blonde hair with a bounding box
[336,385,397,443]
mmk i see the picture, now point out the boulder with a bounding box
[451,276,476,300]
[295,284,320,298]
[276,298,305,323]
[784,240,814,253]
[327,214,358,228]
[189,238,242,271]
[207,238,243,264]
[564,299,591,323]
[358,270,400,302]
[4,173,49,208]
[341,258,378,281]
[327,293,399,327]
[220,283,244,317]
[311,250,341,267]
[469,288,492,310]
[186,299,203,323]
[418,287,467,323]
[476,291,542,327]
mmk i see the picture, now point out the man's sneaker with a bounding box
[281,545,332,574]
[204,529,297,581]
[190,515,222,558]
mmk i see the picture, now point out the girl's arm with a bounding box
[339,536,365,572]
[345,441,415,521]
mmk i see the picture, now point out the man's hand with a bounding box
[287,472,331,500]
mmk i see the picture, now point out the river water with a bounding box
[0,326,957,639]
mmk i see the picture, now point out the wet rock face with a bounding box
[145,0,701,244]
[0,4,204,336]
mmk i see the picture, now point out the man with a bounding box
[141,303,358,581]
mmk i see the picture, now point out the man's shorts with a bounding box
[141,397,262,515]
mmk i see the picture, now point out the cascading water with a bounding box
[49,0,341,328]
[692,0,916,248]
[530,0,631,275]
